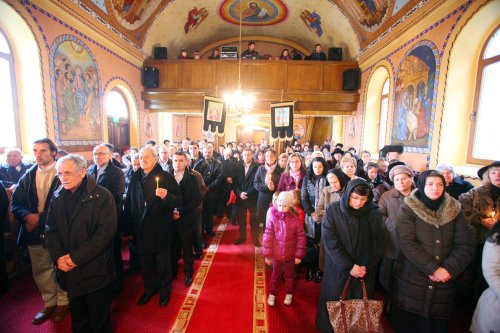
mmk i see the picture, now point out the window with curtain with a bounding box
[0,30,19,150]
[469,27,500,163]
[378,78,389,150]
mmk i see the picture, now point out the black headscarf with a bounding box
[328,168,350,192]
[340,178,377,217]
[414,170,446,211]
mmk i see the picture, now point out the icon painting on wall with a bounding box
[300,10,323,37]
[111,0,162,29]
[391,42,438,153]
[50,35,103,145]
[220,0,288,26]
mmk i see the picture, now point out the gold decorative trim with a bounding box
[170,221,228,333]
[253,246,268,333]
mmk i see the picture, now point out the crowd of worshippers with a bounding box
[178,41,327,61]
[0,137,499,333]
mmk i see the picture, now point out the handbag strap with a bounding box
[360,278,375,332]
[340,276,352,300]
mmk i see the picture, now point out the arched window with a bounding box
[105,89,129,120]
[0,30,20,150]
[378,78,389,150]
[105,88,130,154]
[468,27,500,163]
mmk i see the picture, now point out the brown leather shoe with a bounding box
[32,306,56,325]
[53,305,69,322]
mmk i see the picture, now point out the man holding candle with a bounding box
[459,161,500,303]
[123,146,181,307]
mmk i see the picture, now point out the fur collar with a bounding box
[404,191,461,227]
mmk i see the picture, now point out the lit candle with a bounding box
[156,177,159,189]
[492,209,496,219]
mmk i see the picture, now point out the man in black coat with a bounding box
[169,151,202,286]
[308,43,326,61]
[87,144,125,295]
[0,147,33,188]
[46,154,117,333]
[123,147,181,307]
[201,144,224,236]
[218,147,239,221]
[233,148,260,245]
[11,138,68,325]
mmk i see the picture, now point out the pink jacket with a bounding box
[262,207,306,262]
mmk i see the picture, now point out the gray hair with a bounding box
[56,154,87,172]
[94,143,111,154]
[4,147,22,155]
[436,163,455,177]
[139,146,158,158]
[130,153,139,162]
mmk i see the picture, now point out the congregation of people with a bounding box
[0,137,499,333]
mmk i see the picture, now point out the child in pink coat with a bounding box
[263,191,306,306]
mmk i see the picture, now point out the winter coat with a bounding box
[301,174,326,215]
[470,240,500,333]
[45,176,116,297]
[169,169,202,229]
[254,164,282,213]
[392,192,474,320]
[87,161,125,209]
[262,207,306,262]
[378,188,407,260]
[316,185,342,272]
[277,171,304,192]
[316,179,385,333]
[204,158,224,199]
[0,162,33,188]
[11,164,61,246]
[123,163,182,254]
[459,185,500,246]
[446,176,473,200]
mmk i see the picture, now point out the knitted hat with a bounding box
[389,165,414,181]
[277,191,294,207]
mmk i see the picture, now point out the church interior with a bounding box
[0,0,499,332]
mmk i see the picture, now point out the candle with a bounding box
[156,177,159,189]
[492,209,496,219]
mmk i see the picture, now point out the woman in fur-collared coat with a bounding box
[390,170,474,333]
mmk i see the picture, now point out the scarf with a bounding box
[289,169,301,188]
[414,170,446,211]
[265,161,277,174]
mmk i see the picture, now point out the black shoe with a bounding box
[315,271,323,283]
[185,275,193,287]
[306,268,313,282]
[194,252,203,260]
[234,238,246,245]
[137,291,157,305]
[159,295,170,307]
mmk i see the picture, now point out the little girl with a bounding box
[263,191,306,306]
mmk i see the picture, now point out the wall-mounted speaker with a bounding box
[342,68,360,91]
[154,47,168,60]
[328,47,343,61]
[143,66,159,88]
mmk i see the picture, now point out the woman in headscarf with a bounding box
[459,161,500,303]
[301,157,329,282]
[390,170,474,333]
[377,165,415,312]
[316,179,385,333]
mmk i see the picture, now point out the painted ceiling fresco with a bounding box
[82,0,420,56]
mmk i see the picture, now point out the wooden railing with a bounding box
[141,60,360,115]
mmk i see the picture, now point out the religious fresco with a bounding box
[219,0,288,26]
[50,35,103,145]
[391,42,438,153]
[111,0,163,29]
[184,7,209,34]
[90,0,107,13]
[300,9,323,37]
[393,0,412,15]
[342,0,389,32]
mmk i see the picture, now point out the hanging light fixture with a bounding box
[224,2,254,116]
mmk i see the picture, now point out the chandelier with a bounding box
[224,2,254,116]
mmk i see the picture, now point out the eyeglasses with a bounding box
[93,152,108,156]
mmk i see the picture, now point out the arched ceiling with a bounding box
[80,0,419,59]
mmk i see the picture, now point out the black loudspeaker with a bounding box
[154,47,168,60]
[328,47,343,61]
[143,66,159,88]
[343,69,360,91]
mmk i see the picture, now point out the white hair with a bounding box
[56,154,87,172]
[139,146,158,158]
[436,163,456,177]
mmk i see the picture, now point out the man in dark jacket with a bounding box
[11,138,69,325]
[0,147,33,188]
[123,147,181,307]
[169,151,202,286]
[46,154,117,333]
[87,144,125,295]
[233,148,259,245]
[218,147,239,221]
[201,144,224,236]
